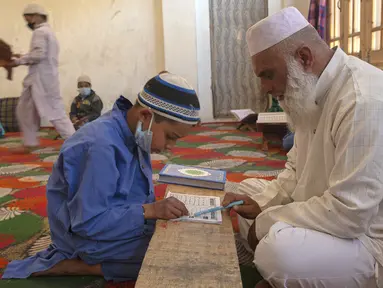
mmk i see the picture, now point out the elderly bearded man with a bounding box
[223,7,383,288]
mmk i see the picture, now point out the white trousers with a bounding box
[16,91,75,147]
[237,178,379,288]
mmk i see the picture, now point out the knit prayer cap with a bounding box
[137,72,200,125]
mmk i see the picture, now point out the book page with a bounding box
[167,191,222,224]
[230,109,255,121]
[257,112,287,123]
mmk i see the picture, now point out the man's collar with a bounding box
[314,47,348,106]
[35,22,49,29]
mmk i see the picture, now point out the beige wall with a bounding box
[0,0,311,123]
[0,0,165,114]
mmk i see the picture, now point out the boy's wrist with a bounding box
[142,203,155,219]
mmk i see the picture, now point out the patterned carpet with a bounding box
[0,123,286,287]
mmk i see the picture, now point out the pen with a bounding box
[193,200,244,217]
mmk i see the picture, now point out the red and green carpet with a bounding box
[0,123,286,287]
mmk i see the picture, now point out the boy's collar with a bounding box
[112,96,136,149]
[114,95,133,111]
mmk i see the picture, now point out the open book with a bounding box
[230,109,256,121]
[257,112,287,124]
[166,191,222,224]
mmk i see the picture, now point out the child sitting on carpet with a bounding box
[3,72,200,282]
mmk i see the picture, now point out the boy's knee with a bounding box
[101,261,142,282]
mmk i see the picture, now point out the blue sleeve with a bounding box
[64,144,146,241]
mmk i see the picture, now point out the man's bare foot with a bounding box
[9,146,36,154]
[255,280,272,288]
[32,259,102,277]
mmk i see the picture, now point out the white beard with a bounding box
[278,57,320,132]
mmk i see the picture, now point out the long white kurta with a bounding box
[248,47,383,281]
[16,23,66,121]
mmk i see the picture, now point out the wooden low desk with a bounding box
[256,122,288,151]
[135,185,243,288]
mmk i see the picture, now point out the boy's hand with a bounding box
[71,117,79,124]
[222,192,261,220]
[143,197,189,220]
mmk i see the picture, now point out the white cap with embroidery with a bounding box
[23,4,48,16]
[246,6,310,56]
[77,75,92,85]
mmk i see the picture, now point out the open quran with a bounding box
[166,191,222,224]
[257,112,287,124]
[230,109,256,121]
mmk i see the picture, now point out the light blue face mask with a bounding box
[135,114,154,154]
[79,87,91,98]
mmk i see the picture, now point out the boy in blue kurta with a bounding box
[3,72,201,282]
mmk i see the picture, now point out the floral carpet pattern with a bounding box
[0,123,286,287]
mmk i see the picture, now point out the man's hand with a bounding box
[0,59,8,67]
[5,60,19,68]
[222,192,261,220]
[248,221,259,251]
[143,197,189,220]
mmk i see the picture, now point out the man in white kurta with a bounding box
[223,7,383,288]
[9,4,74,148]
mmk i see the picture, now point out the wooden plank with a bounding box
[135,185,242,288]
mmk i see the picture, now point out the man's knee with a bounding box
[254,222,301,280]
[254,222,377,287]
[51,118,75,139]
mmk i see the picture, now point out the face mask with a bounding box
[27,22,35,30]
[135,114,154,154]
[78,88,91,98]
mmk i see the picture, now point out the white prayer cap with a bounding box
[77,75,92,84]
[246,6,309,56]
[23,4,47,16]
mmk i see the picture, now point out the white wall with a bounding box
[162,0,198,90]
[0,0,165,114]
[162,0,214,122]
[269,0,310,18]
[195,0,214,122]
